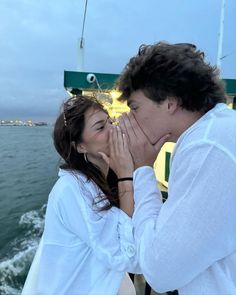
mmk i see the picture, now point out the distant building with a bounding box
[0,120,33,126]
[34,122,48,126]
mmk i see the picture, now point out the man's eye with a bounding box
[131,106,138,111]
[97,125,105,130]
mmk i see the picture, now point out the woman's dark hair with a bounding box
[53,95,119,211]
[118,41,226,113]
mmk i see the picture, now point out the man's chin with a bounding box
[151,135,168,146]
[148,137,158,145]
[152,134,174,145]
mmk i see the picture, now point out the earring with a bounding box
[84,153,88,163]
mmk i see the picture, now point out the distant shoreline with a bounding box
[0,124,52,127]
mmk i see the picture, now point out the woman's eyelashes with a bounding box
[96,117,113,131]
[97,125,105,130]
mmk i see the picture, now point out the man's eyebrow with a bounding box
[127,100,134,107]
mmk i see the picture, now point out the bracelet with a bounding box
[117,177,133,182]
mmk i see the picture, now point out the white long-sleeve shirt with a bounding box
[34,169,140,295]
[132,103,236,295]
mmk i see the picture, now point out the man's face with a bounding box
[128,90,171,145]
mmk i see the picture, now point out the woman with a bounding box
[22,95,139,295]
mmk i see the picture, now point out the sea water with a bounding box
[0,126,59,294]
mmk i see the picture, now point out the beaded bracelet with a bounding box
[117,177,133,182]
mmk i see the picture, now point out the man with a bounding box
[117,42,236,295]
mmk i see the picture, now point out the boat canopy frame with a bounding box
[64,70,236,108]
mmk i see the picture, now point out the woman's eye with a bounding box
[96,117,112,130]
[131,106,138,111]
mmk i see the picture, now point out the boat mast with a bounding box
[78,0,88,71]
[217,0,225,70]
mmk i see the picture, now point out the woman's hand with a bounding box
[99,125,134,178]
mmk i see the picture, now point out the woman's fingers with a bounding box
[118,115,130,143]
[123,133,129,153]
[105,120,134,176]
[117,126,124,150]
[112,125,119,154]
[111,125,125,155]
[119,113,138,147]
[109,128,116,157]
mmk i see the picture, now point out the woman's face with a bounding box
[80,106,113,159]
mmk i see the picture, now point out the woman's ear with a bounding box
[76,143,87,154]
[71,141,86,153]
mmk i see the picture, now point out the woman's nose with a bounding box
[106,125,112,135]
[107,119,114,130]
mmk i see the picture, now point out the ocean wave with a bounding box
[0,205,46,294]
[19,205,46,234]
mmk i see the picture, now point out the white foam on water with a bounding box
[0,204,46,294]
[0,242,37,289]
[19,204,46,234]
[0,285,20,295]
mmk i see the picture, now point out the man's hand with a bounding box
[118,112,170,169]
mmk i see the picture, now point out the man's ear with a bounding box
[167,97,178,114]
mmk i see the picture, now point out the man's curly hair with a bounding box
[118,42,226,113]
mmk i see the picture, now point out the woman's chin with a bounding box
[97,151,110,158]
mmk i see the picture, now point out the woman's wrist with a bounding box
[116,168,134,179]
[117,177,133,182]
[118,180,133,196]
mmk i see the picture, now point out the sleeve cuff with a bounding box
[117,210,136,258]
[133,166,155,177]
[133,166,160,204]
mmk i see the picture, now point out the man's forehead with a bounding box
[129,90,144,101]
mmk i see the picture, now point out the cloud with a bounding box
[0,0,235,121]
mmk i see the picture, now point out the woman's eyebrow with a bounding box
[91,116,109,128]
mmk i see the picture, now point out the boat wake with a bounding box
[0,205,46,295]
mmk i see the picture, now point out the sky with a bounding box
[0,0,235,122]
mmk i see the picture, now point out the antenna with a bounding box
[217,0,225,70]
[78,0,88,71]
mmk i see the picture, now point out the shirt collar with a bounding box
[172,103,227,158]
